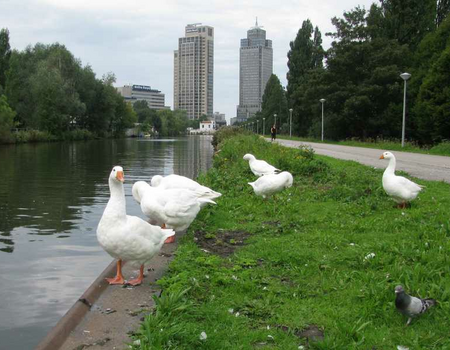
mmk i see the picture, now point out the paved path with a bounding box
[274,139,450,184]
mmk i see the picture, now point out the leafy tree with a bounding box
[414,41,450,143]
[0,94,15,142]
[379,0,436,50]
[0,28,11,90]
[260,74,288,134]
[287,20,324,101]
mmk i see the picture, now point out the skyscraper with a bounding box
[174,23,214,120]
[237,20,273,121]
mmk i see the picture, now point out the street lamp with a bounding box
[319,99,325,142]
[400,72,411,148]
[289,108,293,138]
[274,114,277,130]
[263,118,265,136]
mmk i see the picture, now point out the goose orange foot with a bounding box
[106,260,125,285]
[127,265,144,286]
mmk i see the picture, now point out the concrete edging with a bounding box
[35,259,118,350]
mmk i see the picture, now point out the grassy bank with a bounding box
[277,135,450,157]
[0,129,99,144]
[131,133,450,349]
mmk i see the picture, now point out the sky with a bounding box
[1,0,377,122]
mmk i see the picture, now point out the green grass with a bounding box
[276,135,450,157]
[130,134,450,349]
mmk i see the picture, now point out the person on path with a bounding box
[270,125,277,141]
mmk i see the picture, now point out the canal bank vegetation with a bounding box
[277,135,450,157]
[131,130,450,349]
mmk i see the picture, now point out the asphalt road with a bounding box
[274,139,450,184]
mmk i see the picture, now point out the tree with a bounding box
[260,74,288,134]
[0,28,11,90]
[286,20,324,101]
[0,94,15,142]
[414,41,450,143]
[379,0,436,50]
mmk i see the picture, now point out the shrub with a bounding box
[211,126,251,151]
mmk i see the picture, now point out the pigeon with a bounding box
[395,285,436,325]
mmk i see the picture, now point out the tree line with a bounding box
[252,0,449,145]
[0,30,192,143]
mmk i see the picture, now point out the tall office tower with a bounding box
[174,23,214,120]
[236,20,273,121]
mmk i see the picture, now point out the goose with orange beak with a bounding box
[97,166,174,285]
[379,152,423,208]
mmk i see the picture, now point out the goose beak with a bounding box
[379,154,384,159]
[116,171,124,182]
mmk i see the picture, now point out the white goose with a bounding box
[97,166,175,286]
[243,153,280,177]
[151,174,222,204]
[379,151,423,208]
[248,171,293,198]
[132,181,215,243]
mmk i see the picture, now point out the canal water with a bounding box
[0,136,214,350]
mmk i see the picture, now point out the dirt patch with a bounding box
[194,229,251,257]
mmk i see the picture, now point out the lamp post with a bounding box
[289,108,293,138]
[400,72,411,148]
[257,119,259,134]
[274,114,277,130]
[263,118,265,136]
[319,99,325,142]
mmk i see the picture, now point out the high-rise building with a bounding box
[236,20,273,120]
[116,84,166,110]
[174,23,214,120]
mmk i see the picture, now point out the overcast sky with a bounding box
[1,0,376,122]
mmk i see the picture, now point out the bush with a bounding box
[61,129,95,141]
[12,129,56,143]
[211,126,251,151]
[429,141,450,155]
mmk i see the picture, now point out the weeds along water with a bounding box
[130,132,450,349]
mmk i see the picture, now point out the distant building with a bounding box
[189,120,216,134]
[212,112,227,128]
[116,84,166,110]
[174,23,214,120]
[236,19,273,121]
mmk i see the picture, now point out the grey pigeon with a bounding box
[395,285,436,325]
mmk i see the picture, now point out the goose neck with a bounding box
[384,157,396,175]
[105,178,127,220]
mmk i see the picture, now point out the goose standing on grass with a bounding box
[379,151,423,208]
[243,154,280,177]
[248,171,293,198]
[97,166,175,286]
[151,174,222,204]
[132,181,216,243]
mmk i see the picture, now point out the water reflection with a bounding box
[0,136,213,350]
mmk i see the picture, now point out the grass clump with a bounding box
[132,134,450,349]
[278,135,450,157]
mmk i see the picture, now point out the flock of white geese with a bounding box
[96,150,422,285]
